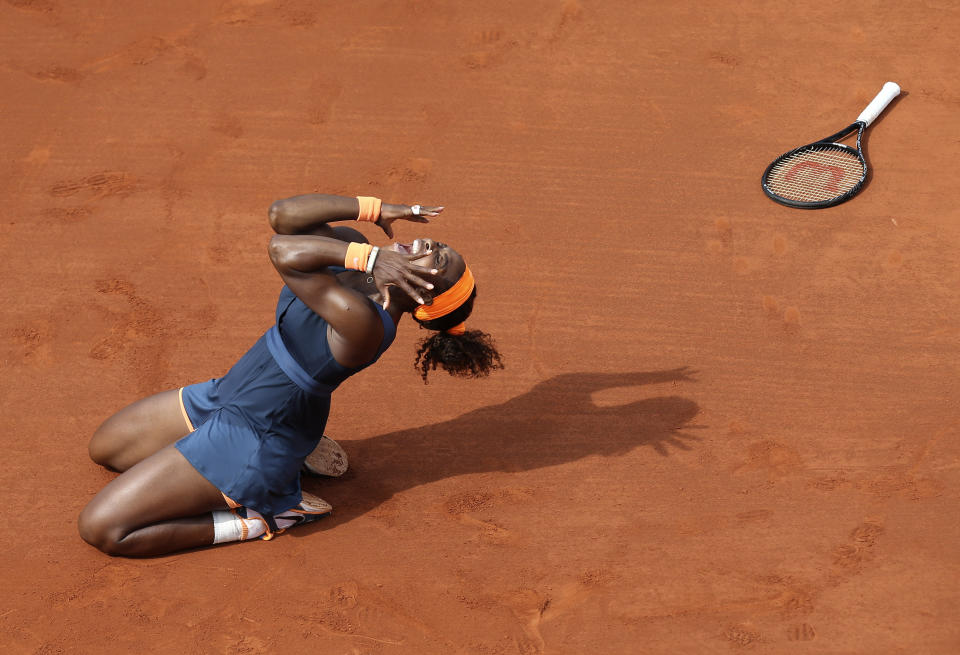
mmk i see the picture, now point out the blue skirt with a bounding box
[175,333,332,515]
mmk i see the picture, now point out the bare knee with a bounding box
[78,503,127,556]
[88,423,126,471]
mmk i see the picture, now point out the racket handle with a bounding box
[856,81,901,126]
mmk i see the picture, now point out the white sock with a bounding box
[211,509,269,543]
[211,509,306,544]
[212,510,240,543]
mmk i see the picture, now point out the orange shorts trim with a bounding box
[222,493,241,509]
[178,387,195,432]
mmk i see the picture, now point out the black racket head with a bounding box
[762,136,867,209]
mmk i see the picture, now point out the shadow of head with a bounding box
[306,368,700,525]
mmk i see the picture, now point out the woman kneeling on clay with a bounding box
[78,193,503,556]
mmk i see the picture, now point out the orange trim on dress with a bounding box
[178,387,195,432]
[222,493,241,509]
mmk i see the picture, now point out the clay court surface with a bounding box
[2,1,959,653]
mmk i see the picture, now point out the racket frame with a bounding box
[761,81,899,209]
[761,121,867,209]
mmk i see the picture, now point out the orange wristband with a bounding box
[356,196,382,222]
[344,242,373,271]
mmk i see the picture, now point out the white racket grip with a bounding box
[856,82,901,126]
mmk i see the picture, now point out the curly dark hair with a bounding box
[412,286,504,382]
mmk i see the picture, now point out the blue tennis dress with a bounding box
[175,285,396,515]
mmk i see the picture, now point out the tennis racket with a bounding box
[761,81,900,209]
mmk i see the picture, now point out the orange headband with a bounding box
[356,196,382,222]
[414,265,475,334]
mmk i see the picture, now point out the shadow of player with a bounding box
[305,367,701,526]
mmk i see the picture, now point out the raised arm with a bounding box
[268,234,436,367]
[268,193,442,238]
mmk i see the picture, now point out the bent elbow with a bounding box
[269,236,301,273]
[268,235,286,265]
[268,200,291,233]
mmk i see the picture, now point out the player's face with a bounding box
[391,238,466,291]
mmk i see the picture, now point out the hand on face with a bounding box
[371,247,439,309]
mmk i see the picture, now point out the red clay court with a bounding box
[2,1,958,653]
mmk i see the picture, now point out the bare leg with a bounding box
[78,445,228,557]
[89,389,193,472]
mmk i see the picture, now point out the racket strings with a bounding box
[764,145,864,203]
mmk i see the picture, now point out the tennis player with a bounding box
[78,193,502,556]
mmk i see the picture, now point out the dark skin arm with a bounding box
[268,193,442,238]
[268,235,437,367]
[268,193,443,366]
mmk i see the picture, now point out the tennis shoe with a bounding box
[276,490,333,527]
[302,435,349,477]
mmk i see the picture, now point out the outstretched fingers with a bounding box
[377,204,444,239]
[412,205,443,217]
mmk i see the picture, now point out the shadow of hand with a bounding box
[306,368,701,525]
